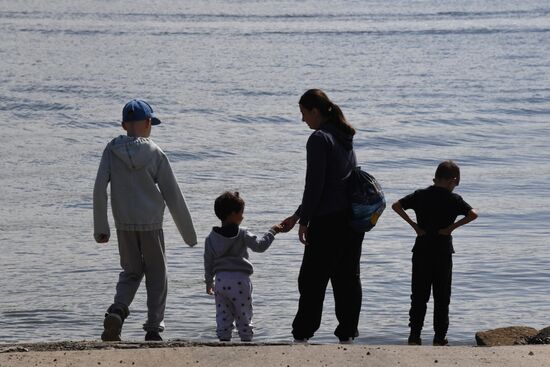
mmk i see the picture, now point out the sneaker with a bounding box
[101,313,123,342]
[433,336,448,346]
[145,331,163,341]
[339,337,354,344]
[293,338,309,344]
[407,334,422,346]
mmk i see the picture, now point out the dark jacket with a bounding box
[296,122,356,225]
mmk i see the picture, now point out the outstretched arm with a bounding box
[157,156,197,247]
[280,212,299,233]
[280,209,308,245]
[244,225,282,252]
[392,201,426,236]
[438,209,478,236]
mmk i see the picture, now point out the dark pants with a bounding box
[292,211,365,340]
[409,252,453,337]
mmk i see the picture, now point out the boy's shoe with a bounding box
[339,337,354,344]
[407,334,422,346]
[101,313,123,342]
[433,336,449,346]
[293,338,309,344]
[145,331,163,341]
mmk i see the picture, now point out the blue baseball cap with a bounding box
[122,99,161,125]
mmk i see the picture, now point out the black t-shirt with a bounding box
[399,185,472,254]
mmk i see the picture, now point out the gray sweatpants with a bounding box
[112,229,167,332]
[214,271,254,341]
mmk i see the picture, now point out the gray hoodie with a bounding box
[93,135,197,246]
[204,227,276,289]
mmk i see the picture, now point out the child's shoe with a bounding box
[339,337,354,344]
[101,313,123,342]
[293,338,309,344]
[433,335,448,346]
[407,333,422,346]
[145,331,163,341]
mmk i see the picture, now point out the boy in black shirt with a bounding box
[392,161,478,346]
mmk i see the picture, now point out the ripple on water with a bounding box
[1,0,550,345]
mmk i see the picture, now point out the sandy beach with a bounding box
[1,342,549,367]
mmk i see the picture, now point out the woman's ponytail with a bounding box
[299,89,355,136]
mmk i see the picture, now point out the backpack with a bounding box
[346,166,386,232]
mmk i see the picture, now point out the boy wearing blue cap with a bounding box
[93,99,197,342]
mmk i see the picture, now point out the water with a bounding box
[1,0,550,345]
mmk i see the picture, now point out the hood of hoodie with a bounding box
[208,228,242,258]
[110,136,158,170]
[320,122,354,150]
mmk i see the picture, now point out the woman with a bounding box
[280,89,365,343]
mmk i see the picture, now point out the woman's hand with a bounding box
[298,224,309,245]
[280,214,299,233]
[271,224,284,233]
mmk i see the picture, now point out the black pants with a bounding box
[291,211,365,340]
[409,252,453,337]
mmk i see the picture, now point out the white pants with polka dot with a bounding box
[214,271,254,341]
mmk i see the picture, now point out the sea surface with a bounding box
[1,0,550,345]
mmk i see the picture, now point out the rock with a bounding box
[475,326,538,346]
[525,326,550,345]
[1,346,29,353]
[0,346,29,353]
[538,326,550,338]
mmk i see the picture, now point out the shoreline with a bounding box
[1,341,549,367]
